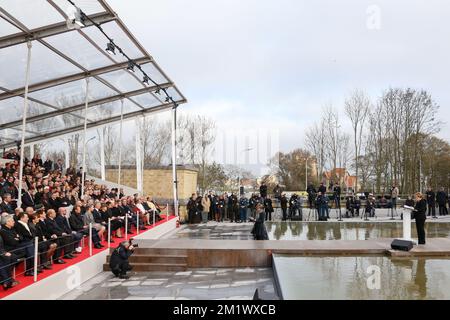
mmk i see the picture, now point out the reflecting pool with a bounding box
[273,255,450,300]
[266,222,450,240]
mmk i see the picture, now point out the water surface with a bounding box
[266,222,450,240]
[274,255,450,300]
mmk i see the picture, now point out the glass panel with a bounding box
[0,18,21,38]
[51,0,106,16]
[130,92,161,108]
[29,77,117,107]
[0,0,64,30]
[81,21,144,62]
[164,87,183,102]
[21,113,84,135]
[0,97,54,125]
[29,41,83,87]
[86,99,141,122]
[1,128,35,141]
[140,62,169,85]
[0,43,27,89]
[0,41,83,89]
[97,69,144,93]
[44,29,114,70]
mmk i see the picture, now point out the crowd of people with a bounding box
[0,149,164,291]
[186,191,274,224]
[185,180,450,226]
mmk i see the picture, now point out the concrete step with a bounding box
[134,248,188,256]
[106,254,187,264]
[103,262,187,272]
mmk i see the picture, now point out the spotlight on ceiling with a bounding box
[66,6,85,29]
[143,75,150,85]
[127,61,135,72]
[106,41,116,55]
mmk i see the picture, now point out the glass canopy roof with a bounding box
[0,0,186,149]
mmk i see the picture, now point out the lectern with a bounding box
[391,205,416,251]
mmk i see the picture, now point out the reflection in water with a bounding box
[266,222,450,240]
[274,255,450,300]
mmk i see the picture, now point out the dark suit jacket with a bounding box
[55,215,73,234]
[93,209,104,224]
[37,220,51,239]
[21,192,35,209]
[69,214,85,232]
[14,221,34,242]
[45,218,65,237]
[0,227,22,251]
[0,202,14,215]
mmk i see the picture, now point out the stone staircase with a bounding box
[103,248,188,272]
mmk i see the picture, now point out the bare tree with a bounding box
[345,89,370,191]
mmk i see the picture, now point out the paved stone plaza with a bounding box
[60,268,278,300]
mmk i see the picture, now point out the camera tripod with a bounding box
[389,201,398,220]
[306,205,318,222]
[334,196,343,221]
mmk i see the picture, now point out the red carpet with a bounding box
[0,215,176,299]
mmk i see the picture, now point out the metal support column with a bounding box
[17,40,32,209]
[171,106,179,217]
[118,99,124,186]
[135,118,143,195]
[81,78,90,198]
[100,127,105,180]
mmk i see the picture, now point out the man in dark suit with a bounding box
[69,205,103,249]
[0,214,35,276]
[21,189,35,210]
[48,192,62,212]
[56,207,83,254]
[0,233,19,290]
[436,187,448,216]
[45,209,75,260]
[37,209,65,265]
[0,193,14,214]
[426,187,436,219]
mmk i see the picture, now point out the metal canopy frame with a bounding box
[0,0,187,149]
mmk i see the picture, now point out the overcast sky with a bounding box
[108,0,450,156]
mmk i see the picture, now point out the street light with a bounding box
[238,148,254,195]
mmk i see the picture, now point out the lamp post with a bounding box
[238,148,253,195]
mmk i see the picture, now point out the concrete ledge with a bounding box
[134,238,450,268]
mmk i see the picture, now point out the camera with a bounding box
[129,238,139,248]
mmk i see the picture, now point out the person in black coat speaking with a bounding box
[413,192,427,245]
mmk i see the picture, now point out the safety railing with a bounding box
[0,209,174,289]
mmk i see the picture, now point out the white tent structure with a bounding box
[0,0,186,216]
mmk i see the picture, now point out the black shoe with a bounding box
[94,244,102,249]
[43,264,53,270]
[119,274,130,280]
[2,283,12,291]
[127,231,133,234]
[24,272,34,277]
[54,259,66,264]
[63,254,74,259]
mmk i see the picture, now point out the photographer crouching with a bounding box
[109,239,138,279]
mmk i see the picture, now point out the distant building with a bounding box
[323,168,360,192]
